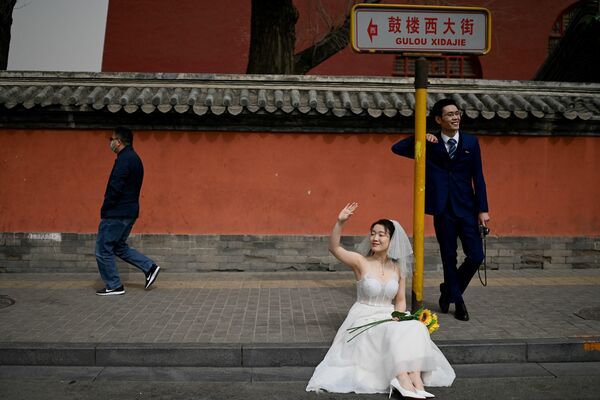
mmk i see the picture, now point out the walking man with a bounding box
[391,99,490,321]
[95,127,160,296]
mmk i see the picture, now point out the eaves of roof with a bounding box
[0,71,599,135]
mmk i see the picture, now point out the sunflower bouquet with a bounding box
[346,308,439,342]
[410,308,440,334]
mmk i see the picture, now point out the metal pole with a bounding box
[411,57,428,312]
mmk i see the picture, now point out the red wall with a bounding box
[1,129,599,236]
[103,0,578,80]
[102,1,252,74]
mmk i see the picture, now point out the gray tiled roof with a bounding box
[0,71,598,133]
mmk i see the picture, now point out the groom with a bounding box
[391,98,490,321]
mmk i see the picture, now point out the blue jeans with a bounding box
[95,218,154,290]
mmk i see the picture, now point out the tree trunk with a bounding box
[0,0,17,70]
[246,0,298,74]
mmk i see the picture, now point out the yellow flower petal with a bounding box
[428,322,440,334]
[419,309,433,326]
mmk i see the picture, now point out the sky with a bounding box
[8,0,109,72]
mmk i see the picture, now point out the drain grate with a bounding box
[0,295,15,309]
[575,307,600,321]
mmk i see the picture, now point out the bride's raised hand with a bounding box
[337,202,358,223]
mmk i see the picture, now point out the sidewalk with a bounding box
[0,269,599,367]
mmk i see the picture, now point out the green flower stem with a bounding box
[346,311,419,343]
[347,319,390,333]
[347,319,393,342]
[346,308,440,337]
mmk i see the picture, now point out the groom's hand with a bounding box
[478,212,490,226]
[425,133,438,143]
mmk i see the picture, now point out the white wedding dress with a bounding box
[306,273,456,394]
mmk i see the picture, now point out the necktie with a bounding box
[447,138,457,159]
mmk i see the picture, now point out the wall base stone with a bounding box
[0,233,598,273]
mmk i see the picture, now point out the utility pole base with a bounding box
[411,291,423,313]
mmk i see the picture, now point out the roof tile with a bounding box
[0,72,598,131]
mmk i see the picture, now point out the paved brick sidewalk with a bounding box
[1,269,599,344]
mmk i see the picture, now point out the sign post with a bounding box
[350,4,491,311]
[412,57,428,312]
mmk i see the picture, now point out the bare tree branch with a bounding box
[293,0,380,74]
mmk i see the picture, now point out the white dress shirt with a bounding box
[441,131,460,155]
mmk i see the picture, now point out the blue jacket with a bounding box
[101,146,144,219]
[391,132,488,218]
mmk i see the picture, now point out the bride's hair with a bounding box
[370,219,395,238]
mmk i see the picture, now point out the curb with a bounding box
[1,338,599,367]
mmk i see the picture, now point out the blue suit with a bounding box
[392,132,488,303]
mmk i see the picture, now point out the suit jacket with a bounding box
[101,145,144,219]
[391,132,488,219]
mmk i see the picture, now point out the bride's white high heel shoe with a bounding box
[415,389,435,398]
[389,378,425,399]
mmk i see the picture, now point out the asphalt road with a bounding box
[1,364,600,400]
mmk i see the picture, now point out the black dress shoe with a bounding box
[439,284,449,313]
[454,302,470,321]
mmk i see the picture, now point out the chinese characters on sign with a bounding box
[352,6,491,54]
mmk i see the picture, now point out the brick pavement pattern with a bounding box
[1,270,599,344]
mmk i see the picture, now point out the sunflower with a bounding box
[428,313,439,328]
[418,308,433,326]
[428,321,440,334]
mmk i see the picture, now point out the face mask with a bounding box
[110,140,119,153]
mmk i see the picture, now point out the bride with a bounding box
[306,203,455,398]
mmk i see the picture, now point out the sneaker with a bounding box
[144,264,161,289]
[96,285,125,296]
